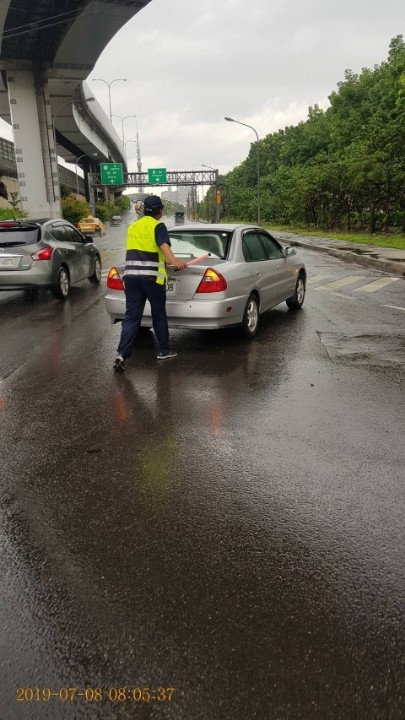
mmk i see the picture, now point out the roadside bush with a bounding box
[0,207,26,220]
[94,201,112,223]
[95,196,130,222]
[62,195,90,226]
[115,195,131,214]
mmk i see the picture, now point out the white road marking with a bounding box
[307,274,332,284]
[328,292,357,300]
[316,276,366,290]
[353,277,400,293]
[383,305,405,312]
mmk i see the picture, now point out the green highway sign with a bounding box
[148,168,167,184]
[100,163,124,185]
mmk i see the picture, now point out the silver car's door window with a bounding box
[48,224,67,242]
[258,233,284,260]
[242,231,274,309]
[242,232,268,262]
[63,224,90,281]
[49,222,81,284]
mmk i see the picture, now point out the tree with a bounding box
[0,177,7,201]
[61,195,90,226]
[221,36,405,233]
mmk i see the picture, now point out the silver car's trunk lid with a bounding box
[166,259,222,301]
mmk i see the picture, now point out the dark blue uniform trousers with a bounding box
[117,276,169,359]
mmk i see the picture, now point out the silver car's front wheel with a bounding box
[286,274,305,310]
[52,266,70,300]
[241,294,259,339]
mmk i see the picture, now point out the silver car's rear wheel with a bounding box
[52,266,70,300]
[286,274,305,310]
[241,294,259,339]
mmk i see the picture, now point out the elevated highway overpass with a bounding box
[0,0,152,217]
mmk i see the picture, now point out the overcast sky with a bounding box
[1,0,404,176]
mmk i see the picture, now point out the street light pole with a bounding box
[51,98,95,204]
[112,114,137,144]
[202,164,219,222]
[75,153,97,195]
[224,116,261,224]
[124,140,137,155]
[93,78,127,121]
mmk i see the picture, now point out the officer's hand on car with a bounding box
[173,260,187,270]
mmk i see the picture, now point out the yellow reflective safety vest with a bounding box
[124,216,167,285]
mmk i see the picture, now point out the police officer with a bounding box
[114,195,186,372]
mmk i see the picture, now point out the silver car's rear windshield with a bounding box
[0,226,40,247]
[168,230,231,260]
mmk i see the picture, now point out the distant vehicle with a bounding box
[76,216,106,236]
[0,218,102,299]
[105,223,306,338]
[110,215,122,226]
[175,211,185,225]
[134,201,144,217]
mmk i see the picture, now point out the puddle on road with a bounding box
[318,332,405,366]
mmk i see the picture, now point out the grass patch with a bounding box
[266,225,405,250]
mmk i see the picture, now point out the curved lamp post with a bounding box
[202,164,219,222]
[124,139,137,157]
[75,153,97,195]
[112,114,137,144]
[93,78,127,121]
[224,116,261,224]
[52,97,95,203]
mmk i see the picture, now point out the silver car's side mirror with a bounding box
[285,246,296,256]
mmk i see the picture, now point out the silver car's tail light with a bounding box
[196,268,227,293]
[32,246,53,261]
[107,267,124,291]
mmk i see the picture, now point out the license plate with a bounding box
[0,256,20,268]
[166,279,178,296]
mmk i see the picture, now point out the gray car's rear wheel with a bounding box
[286,274,305,310]
[52,266,70,300]
[241,294,259,338]
[89,255,102,284]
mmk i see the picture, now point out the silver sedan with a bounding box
[105,224,306,338]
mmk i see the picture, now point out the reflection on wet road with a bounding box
[0,224,404,719]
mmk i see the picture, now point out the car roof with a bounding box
[0,218,49,225]
[168,223,259,232]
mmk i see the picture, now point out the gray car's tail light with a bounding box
[32,246,53,261]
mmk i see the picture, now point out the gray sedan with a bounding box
[0,218,102,299]
[105,224,306,338]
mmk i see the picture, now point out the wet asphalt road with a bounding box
[0,216,404,719]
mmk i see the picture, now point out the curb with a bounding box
[273,236,405,278]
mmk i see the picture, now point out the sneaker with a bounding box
[157,351,178,360]
[113,356,125,372]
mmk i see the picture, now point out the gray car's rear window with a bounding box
[0,227,40,246]
[168,231,231,259]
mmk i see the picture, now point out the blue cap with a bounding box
[144,195,164,214]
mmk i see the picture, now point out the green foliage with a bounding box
[162,199,185,217]
[0,177,7,200]
[61,195,90,225]
[9,191,22,214]
[114,195,131,214]
[0,207,26,220]
[94,201,111,222]
[222,36,405,235]
[93,197,130,222]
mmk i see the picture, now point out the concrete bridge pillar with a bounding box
[6,70,60,218]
